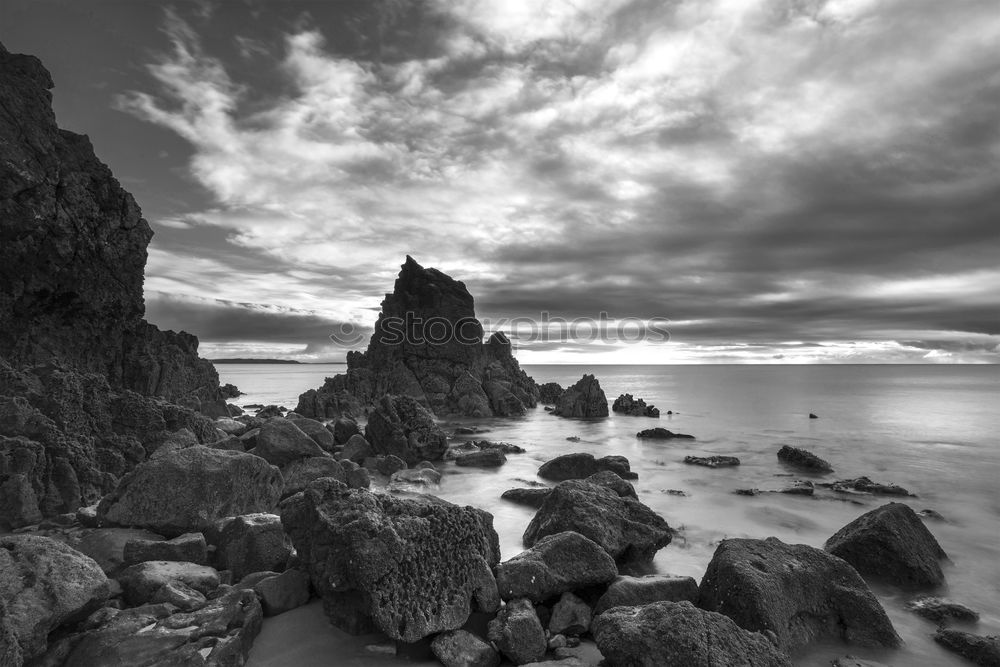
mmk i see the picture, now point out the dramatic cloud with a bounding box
[11,0,998,361]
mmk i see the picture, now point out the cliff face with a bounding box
[0,43,222,412]
[297,256,538,418]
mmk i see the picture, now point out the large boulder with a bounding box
[593,574,700,616]
[612,393,659,417]
[699,537,900,651]
[250,418,326,466]
[776,445,833,472]
[431,629,500,667]
[551,374,608,418]
[279,456,345,498]
[296,256,539,418]
[934,629,1000,666]
[593,601,792,667]
[537,452,637,481]
[364,394,449,464]
[122,532,206,566]
[281,478,501,642]
[523,479,671,568]
[285,414,335,451]
[496,531,618,602]
[96,447,283,537]
[116,560,220,607]
[825,502,948,588]
[488,598,546,665]
[0,535,110,663]
[212,513,293,582]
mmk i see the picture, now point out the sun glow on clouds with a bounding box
[119,1,1000,362]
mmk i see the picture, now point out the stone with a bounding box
[365,394,449,464]
[776,445,833,472]
[431,629,500,667]
[68,527,165,574]
[150,580,207,611]
[253,569,311,617]
[823,476,914,496]
[250,418,326,466]
[488,598,546,665]
[96,447,282,537]
[213,513,293,582]
[906,596,979,623]
[123,532,206,566]
[0,535,110,662]
[342,461,371,489]
[388,467,443,491]
[279,456,345,498]
[116,560,220,606]
[612,393,660,417]
[825,502,947,588]
[593,574,700,616]
[549,592,591,635]
[831,657,892,667]
[538,382,564,404]
[636,427,694,439]
[281,478,500,642]
[933,629,1000,666]
[699,537,900,651]
[593,601,792,667]
[455,448,507,467]
[551,374,608,418]
[331,417,361,446]
[684,455,740,467]
[537,452,637,481]
[286,415,336,451]
[214,418,249,437]
[496,531,617,602]
[147,428,199,459]
[340,433,373,463]
[501,487,552,508]
[371,453,408,476]
[523,480,671,568]
[255,405,284,419]
[295,257,539,418]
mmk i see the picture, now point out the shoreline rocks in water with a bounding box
[294,256,539,419]
[537,452,638,481]
[495,531,618,602]
[684,455,740,468]
[550,374,609,418]
[636,427,694,439]
[776,444,833,473]
[820,476,915,497]
[611,393,660,417]
[364,394,449,464]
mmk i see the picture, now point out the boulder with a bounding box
[253,569,311,617]
[496,531,618,602]
[364,394,449,464]
[488,598,546,665]
[213,513,293,582]
[501,487,552,508]
[612,394,659,417]
[776,445,833,472]
[523,479,671,568]
[388,467,443,491]
[116,560,219,606]
[699,537,900,651]
[593,574,700,616]
[551,374,608,418]
[250,418,326,466]
[537,382,564,404]
[636,427,694,439]
[340,433,373,463]
[684,455,740,468]
[68,527,165,574]
[906,596,979,623]
[537,453,637,481]
[455,449,507,467]
[281,478,500,642]
[0,535,110,663]
[123,532,207,566]
[279,456,345,498]
[934,629,1000,666]
[97,447,282,537]
[549,592,591,635]
[822,477,914,496]
[147,428,199,459]
[431,629,500,667]
[341,460,372,489]
[215,418,248,436]
[330,417,360,446]
[593,601,792,667]
[825,502,947,589]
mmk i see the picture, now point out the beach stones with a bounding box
[593,574,700,616]
[285,415,335,451]
[496,531,617,602]
[250,418,326,466]
[281,477,500,642]
[279,456,345,498]
[364,394,449,464]
[776,445,833,472]
[116,560,219,607]
[700,537,900,651]
[431,629,500,667]
[593,601,792,667]
[253,569,311,616]
[537,452,637,481]
[96,448,283,537]
[523,479,671,568]
[488,598,546,664]
[550,374,609,418]
[825,502,948,588]
[212,513,293,582]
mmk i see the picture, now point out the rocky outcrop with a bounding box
[364,394,449,464]
[684,455,740,468]
[699,537,900,651]
[0,535,111,663]
[296,256,538,419]
[495,531,618,603]
[636,427,694,439]
[537,382,564,404]
[523,479,672,568]
[825,502,948,588]
[281,477,501,642]
[537,452,637,481]
[551,374,608,418]
[0,44,225,412]
[97,447,283,537]
[593,601,792,667]
[612,394,659,417]
[776,445,833,472]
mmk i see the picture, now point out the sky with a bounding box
[4,0,999,363]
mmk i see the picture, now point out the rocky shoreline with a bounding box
[1,43,997,667]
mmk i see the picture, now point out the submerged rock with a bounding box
[776,445,833,472]
[825,502,948,588]
[495,531,618,602]
[364,394,449,464]
[612,393,660,417]
[684,455,740,468]
[635,427,694,439]
[537,452,637,481]
[501,487,552,508]
[934,629,1000,666]
[822,476,914,497]
[699,537,900,651]
[906,596,979,624]
[455,448,507,467]
[593,601,792,667]
[116,560,219,607]
[281,478,500,642]
[551,374,608,418]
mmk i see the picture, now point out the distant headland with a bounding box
[210,358,307,364]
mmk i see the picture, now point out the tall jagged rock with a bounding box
[296,256,538,418]
[0,43,223,413]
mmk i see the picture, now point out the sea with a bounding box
[216,363,1000,667]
